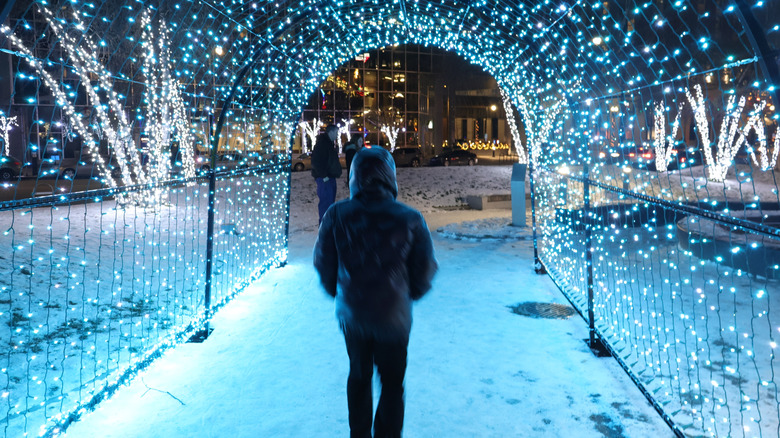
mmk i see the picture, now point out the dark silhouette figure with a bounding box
[311,124,342,224]
[314,146,438,438]
[343,133,364,180]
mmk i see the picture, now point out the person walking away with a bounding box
[311,124,342,224]
[343,134,364,180]
[313,146,438,438]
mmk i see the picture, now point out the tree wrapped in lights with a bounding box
[499,87,528,164]
[0,113,17,157]
[3,7,195,204]
[652,102,682,173]
[686,85,713,175]
[381,125,402,152]
[519,94,564,165]
[139,11,197,185]
[742,101,779,171]
[299,118,320,153]
[337,119,353,154]
[710,94,748,182]
[686,84,748,182]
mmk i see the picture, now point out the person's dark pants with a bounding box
[344,333,408,438]
[316,177,337,224]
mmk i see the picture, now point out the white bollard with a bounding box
[511,163,527,227]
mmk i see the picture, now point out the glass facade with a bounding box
[298,44,511,153]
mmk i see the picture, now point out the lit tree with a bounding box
[685,85,712,174]
[3,6,195,204]
[0,113,17,157]
[519,95,564,165]
[708,94,748,182]
[299,118,320,153]
[367,108,403,151]
[499,87,527,164]
[139,11,197,185]
[653,102,682,173]
[380,125,402,152]
[742,101,779,171]
[337,119,353,153]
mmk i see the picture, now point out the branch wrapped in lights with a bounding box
[380,124,401,152]
[0,114,17,157]
[652,102,682,173]
[337,118,353,154]
[3,6,196,204]
[299,118,320,153]
[139,11,197,184]
[499,87,528,164]
[743,101,779,171]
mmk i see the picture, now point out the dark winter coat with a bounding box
[344,141,358,177]
[311,132,342,179]
[313,146,438,341]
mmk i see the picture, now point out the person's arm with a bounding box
[408,214,438,300]
[311,137,327,178]
[328,148,343,178]
[313,208,338,297]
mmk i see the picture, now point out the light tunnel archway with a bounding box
[2,1,780,437]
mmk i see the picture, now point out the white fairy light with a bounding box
[380,124,401,152]
[686,84,713,175]
[499,87,528,164]
[139,11,196,195]
[337,119,353,153]
[709,94,747,182]
[299,118,320,153]
[653,102,682,173]
[520,94,564,165]
[0,114,18,157]
[742,101,779,171]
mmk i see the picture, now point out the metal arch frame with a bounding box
[201,9,316,335]
[733,0,780,106]
[0,0,16,27]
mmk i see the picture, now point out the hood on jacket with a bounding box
[349,146,398,200]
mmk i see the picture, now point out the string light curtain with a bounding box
[0,0,778,436]
[0,1,290,437]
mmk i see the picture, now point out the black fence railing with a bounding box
[0,162,290,437]
[531,164,780,437]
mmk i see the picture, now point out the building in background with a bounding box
[297,44,515,156]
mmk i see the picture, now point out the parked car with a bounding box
[291,152,347,172]
[428,148,478,167]
[619,145,701,171]
[196,152,258,173]
[392,147,422,167]
[0,155,23,181]
[38,153,122,179]
[292,153,311,171]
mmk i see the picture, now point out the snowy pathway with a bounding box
[64,206,673,437]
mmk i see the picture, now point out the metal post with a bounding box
[584,162,594,343]
[189,116,218,344]
[198,169,217,340]
[529,159,545,274]
[582,161,609,356]
[511,162,527,227]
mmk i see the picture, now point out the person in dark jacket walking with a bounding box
[343,133,364,180]
[313,146,438,438]
[311,124,342,224]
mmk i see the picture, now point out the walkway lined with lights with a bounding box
[64,209,672,438]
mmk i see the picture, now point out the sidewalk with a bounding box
[64,210,673,437]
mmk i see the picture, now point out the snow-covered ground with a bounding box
[3,160,780,437]
[60,165,676,437]
[533,163,780,436]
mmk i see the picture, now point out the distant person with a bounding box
[313,146,438,438]
[311,124,342,224]
[343,134,364,180]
